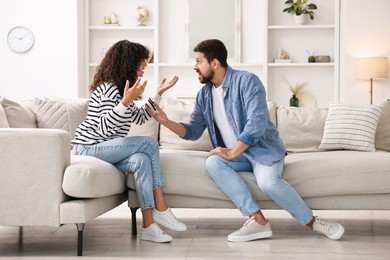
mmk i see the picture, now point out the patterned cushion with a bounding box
[319,102,383,152]
[33,98,89,139]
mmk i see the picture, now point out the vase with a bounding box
[290,95,299,107]
[293,14,306,25]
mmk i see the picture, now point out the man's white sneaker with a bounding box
[140,223,172,243]
[228,217,273,242]
[153,208,187,231]
[312,217,345,240]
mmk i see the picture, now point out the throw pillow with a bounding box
[277,106,328,153]
[0,97,37,128]
[319,102,383,152]
[159,98,213,151]
[375,99,390,152]
[0,104,10,128]
[33,98,89,139]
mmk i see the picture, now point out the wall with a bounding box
[340,0,390,105]
[0,0,82,100]
[1,0,389,105]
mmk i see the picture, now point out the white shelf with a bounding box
[268,62,334,67]
[89,26,154,31]
[268,25,335,30]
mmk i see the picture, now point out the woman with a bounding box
[72,40,186,243]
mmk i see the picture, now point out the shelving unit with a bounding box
[264,0,340,108]
[84,0,158,99]
[83,0,339,107]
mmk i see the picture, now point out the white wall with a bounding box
[340,0,390,105]
[1,0,389,105]
[0,0,81,100]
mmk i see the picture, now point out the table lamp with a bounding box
[356,57,388,104]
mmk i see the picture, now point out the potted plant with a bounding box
[282,75,309,107]
[283,0,317,24]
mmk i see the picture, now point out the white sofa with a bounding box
[0,97,127,256]
[1,96,390,253]
[126,98,390,234]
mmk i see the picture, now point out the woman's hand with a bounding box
[157,76,179,96]
[122,78,147,107]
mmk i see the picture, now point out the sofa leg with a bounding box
[18,226,23,251]
[130,207,139,236]
[76,223,85,256]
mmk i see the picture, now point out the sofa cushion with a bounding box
[375,99,390,152]
[0,104,10,128]
[127,115,159,139]
[0,97,37,128]
[319,102,382,152]
[277,106,328,152]
[63,155,126,198]
[32,98,89,139]
[159,98,213,151]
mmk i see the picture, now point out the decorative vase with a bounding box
[293,14,306,25]
[290,94,299,107]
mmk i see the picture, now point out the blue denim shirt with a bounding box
[181,66,286,166]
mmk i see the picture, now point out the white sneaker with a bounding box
[228,217,273,242]
[140,223,172,243]
[153,208,187,231]
[312,216,345,240]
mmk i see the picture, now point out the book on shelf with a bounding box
[273,59,293,63]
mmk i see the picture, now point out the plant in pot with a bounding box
[283,0,317,25]
[282,75,309,107]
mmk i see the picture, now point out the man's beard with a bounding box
[197,69,214,84]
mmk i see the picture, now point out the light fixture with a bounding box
[356,57,388,104]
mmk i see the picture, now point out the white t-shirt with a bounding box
[212,85,237,149]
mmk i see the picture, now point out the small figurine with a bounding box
[277,48,290,59]
[136,6,149,26]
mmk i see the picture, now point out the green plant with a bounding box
[283,0,318,20]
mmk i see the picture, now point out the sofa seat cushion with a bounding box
[283,150,390,198]
[127,149,390,203]
[63,155,126,198]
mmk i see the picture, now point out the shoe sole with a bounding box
[227,230,273,242]
[327,225,345,240]
[140,234,172,243]
[154,218,187,232]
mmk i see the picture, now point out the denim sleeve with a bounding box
[236,75,269,146]
[182,92,208,141]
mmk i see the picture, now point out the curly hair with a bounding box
[193,39,228,68]
[90,40,150,96]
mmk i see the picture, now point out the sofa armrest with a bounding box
[0,128,71,227]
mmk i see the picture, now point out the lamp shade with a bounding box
[356,57,388,80]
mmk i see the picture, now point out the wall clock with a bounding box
[7,26,35,53]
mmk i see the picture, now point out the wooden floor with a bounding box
[1,203,389,259]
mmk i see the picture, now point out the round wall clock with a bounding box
[7,26,35,53]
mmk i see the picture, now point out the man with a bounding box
[146,39,344,242]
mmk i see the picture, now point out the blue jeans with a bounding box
[72,136,164,211]
[205,155,313,225]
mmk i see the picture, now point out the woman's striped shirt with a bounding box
[72,83,160,145]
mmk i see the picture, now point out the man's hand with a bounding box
[207,147,233,160]
[157,76,179,96]
[122,78,147,107]
[146,103,169,125]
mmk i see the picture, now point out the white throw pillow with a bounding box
[0,97,37,128]
[319,102,383,152]
[375,99,390,152]
[0,104,10,128]
[159,98,213,151]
